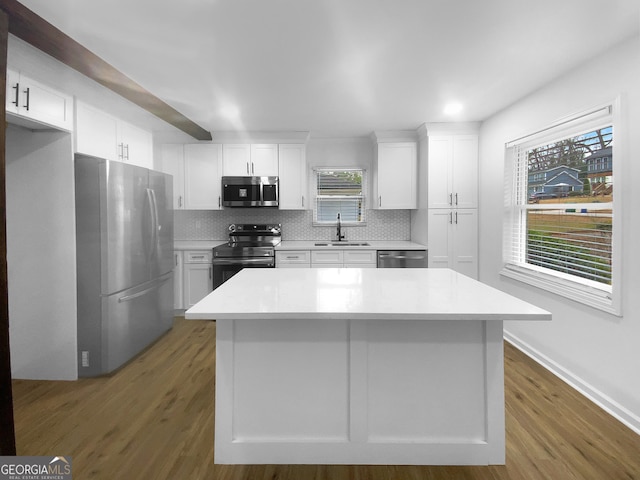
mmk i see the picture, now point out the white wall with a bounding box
[478,35,640,432]
[6,125,78,380]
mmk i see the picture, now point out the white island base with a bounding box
[186,268,551,465]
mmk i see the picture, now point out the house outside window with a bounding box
[314,169,366,224]
[502,102,621,314]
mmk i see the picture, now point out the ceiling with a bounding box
[15,0,640,138]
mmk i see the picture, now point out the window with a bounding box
[314,169,365,224]
[502,102,621,314]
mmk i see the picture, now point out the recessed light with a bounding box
[444,102,463,115]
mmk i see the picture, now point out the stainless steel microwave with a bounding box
[221,176,279,207]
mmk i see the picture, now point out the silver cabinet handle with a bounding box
[455,211,458,224]
[455,193,458,205]
[379,196,382,207]
[178,195,183,208]
[449,212,453,224]
[449,193,453,205]
[246,162,250,175]
[11,83,19,106]
[301,195,304,207]
[251,162,255,175]
[23,87,30,110]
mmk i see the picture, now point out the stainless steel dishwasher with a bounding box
[377,250,428,268]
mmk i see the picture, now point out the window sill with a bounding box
[500,264,621,316]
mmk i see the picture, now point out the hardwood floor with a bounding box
[12,318,640,479]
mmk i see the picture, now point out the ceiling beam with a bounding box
[0,0,212,141]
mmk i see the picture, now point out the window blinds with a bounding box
[503,105,614,291]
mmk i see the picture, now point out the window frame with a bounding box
[313,168,367,226]
[501,99,623,316]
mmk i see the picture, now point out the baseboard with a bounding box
[503,330,640,436]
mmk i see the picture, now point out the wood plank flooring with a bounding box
[12,318,640,479]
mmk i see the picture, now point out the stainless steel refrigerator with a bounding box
[75,154,174,377]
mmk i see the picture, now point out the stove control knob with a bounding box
[228,224,236,232]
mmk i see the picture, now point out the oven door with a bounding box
[212,257,275,290]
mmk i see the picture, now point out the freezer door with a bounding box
[102,161,152,292]
[102,272,173,374]
[147,170,174,278]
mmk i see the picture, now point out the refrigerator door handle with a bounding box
[146,188,159,261]
[150,188,159,257]
[118,276,171,303]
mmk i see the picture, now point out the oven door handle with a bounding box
[213,258,274,266]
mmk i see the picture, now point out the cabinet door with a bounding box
[343,250,376,265]
[119,121,153,169]
[183,263,213,308]
[222,144,251,176]
[276,250,311,267]
[160,144,185,209]
[6,72,73,131]
[376,143,417,209]
[427,136,453,208]
[75,102,119,160]
[5,69,20,114]
[452,209,478,279]
[427,209,453,269]
[451,136,478,209]
[311,250,344,265]
[184,144,222,209]
[250,144,279,176]
[278,144,307,209]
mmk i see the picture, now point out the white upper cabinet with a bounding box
[75,101,118,160]
[160,143,222,210]
[222,144,278,176]
[75,101,152,169]
[6,69,73,131]
[222,144,251,176]
[373,142,417,209]
[184,144,223,210]
[278,144,307,210]
[160,144,186,209]
[118,121,153,169]
[428,135,478,209]
[250,144,279,176]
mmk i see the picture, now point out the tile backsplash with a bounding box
[174,209,411,241]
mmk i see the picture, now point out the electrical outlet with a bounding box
[81,351,89,367]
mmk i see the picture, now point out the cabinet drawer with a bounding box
[185,251,212,263]
[311,250,344,264]
[343,250,376,264]
[276,250,311,266]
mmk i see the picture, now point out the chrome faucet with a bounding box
[336,213,345,242]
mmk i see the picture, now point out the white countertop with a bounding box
[276,240,427,251]
[186,268,551,322]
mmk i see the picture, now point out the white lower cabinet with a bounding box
[183,251,213,308]
[276,250,311,268]
[427,209,478,279]
[277,249,378,269]
[343,250,377,268]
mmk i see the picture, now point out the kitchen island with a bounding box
[186,268,550,465]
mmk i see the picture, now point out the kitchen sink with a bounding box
[314,242,371,247]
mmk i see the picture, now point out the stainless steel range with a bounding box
[212,223,282,289]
